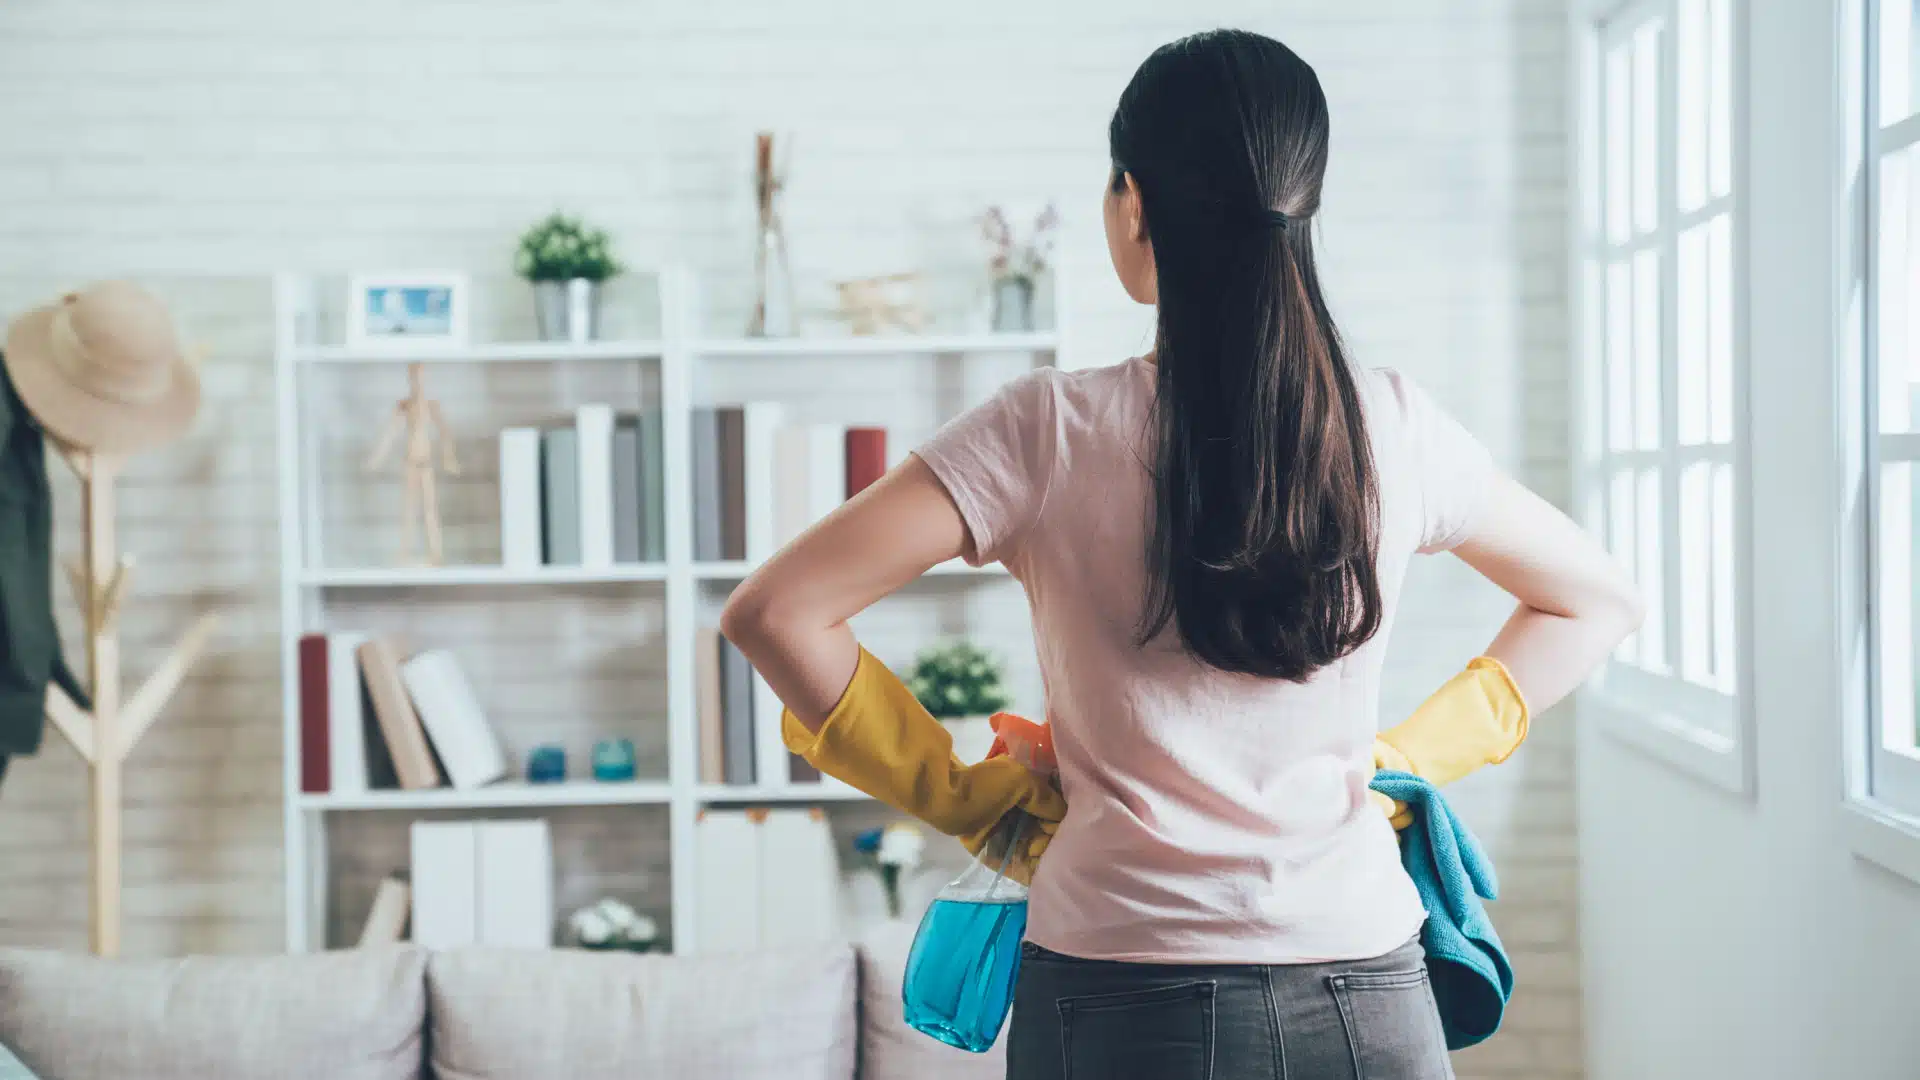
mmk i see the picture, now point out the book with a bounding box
[743,402,786,560]
[752,670,788,788]
[757,810,840,947]
[410,822,478,948]
[358,877,410,946]
[637,408,666,561]
[772,426,812,547]
[695,627,725,784]
[401,649,507,791]
[716,406,747,559]
[498,427,543,570]
[328,632,370,794]
[477,820,554,948]
[297,634,329,794]
[541,427,580,565]
[806,423,847,524]
[691,409,722,561]
[576,404,616,568]
[357,637,442,790]
[720,639,757,785]
[693,811,761,953]
[611,419,642,564]
[845,427,887,498]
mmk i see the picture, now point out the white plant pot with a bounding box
[942,715,998,765]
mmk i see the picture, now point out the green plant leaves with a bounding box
[516,211,624,283]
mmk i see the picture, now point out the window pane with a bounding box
[1708,0,1732,199]
[1634,249,1662,451]
[1678,222,1710,444]
[1611,469,1638,661]
[1607,44,1632,245]
[1680,462,1713,686]
[1708,212,1734,444]
[1638,468,1668,671]
[1608,260,1634,451]
[1712,462,1737,694]
[1677,0,1708,211]
[1882,0,1918,127]
[1880,462,1918,756]
[1633,23,1661,235]
[1880,148,1919,434]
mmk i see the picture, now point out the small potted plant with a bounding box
[514,212,623,343]
[853,821,926,920]
[906,641,1011,763]
[980,204,1059,333]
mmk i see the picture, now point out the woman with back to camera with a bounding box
[721,28,1640,1080]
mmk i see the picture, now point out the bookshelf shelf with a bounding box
[691,558,1005,582]
[276,268,1058,957]
[695,783,873,805]
[299,339,666,364]
[694,331,1057,358]
[300,780,675,811]
[303,563,669,588]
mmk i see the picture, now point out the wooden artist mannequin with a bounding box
[366,362,460,565]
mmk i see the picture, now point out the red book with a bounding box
[297,634,330,794]
[845,427,887,498]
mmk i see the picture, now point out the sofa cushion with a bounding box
[427,944,856,1080]
[0,946,426,1080]
[855,921,1008,1080]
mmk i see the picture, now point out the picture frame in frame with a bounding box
[346,272,471,352]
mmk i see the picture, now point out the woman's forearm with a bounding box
[1482,600,1641,714]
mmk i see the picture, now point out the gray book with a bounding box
[640,409,666,562]
[720,639,757,785]
[691,409,723,561]
[541,428,580,565]
[611,420,642,564]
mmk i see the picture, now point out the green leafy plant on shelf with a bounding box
[514,212,623,283]
[906,641,1010,720]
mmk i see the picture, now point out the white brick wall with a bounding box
[0,2,1573,1075]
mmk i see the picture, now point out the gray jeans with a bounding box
[1006,938,1453,1080]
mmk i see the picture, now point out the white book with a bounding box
[358,877,410,946]
[757,810,840,947]
[805,423,846,524]
[327,631,369,795]
[772,426,812,547]
[410,822,478,948]
[752,671,789,788]
[477,820,553,948]
[497,427,544,570]
[401,649,507,790]
[693,811,761,954]
[576,403,616,568]
[743,402,787,561]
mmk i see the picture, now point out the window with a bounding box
[1851,0,1920,814]
[1579,0,1749,787]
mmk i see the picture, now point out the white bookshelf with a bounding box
[273,268,1057,954]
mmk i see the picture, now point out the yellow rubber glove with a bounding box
[1374,656,1530,830]
[782,647,1067,860]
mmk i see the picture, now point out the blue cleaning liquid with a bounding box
[902,897,1030,1052]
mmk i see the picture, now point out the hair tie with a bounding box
[1257,208,1291,230]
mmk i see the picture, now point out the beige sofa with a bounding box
[0,924,1003,1080]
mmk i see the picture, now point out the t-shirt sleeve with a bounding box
[1392,372,1498,554]
[913,368,1058,567]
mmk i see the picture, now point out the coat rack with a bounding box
[40,446,217,957]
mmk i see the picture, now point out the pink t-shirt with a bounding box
[915,357,1497,964]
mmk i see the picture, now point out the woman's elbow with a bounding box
[718,585,774,653]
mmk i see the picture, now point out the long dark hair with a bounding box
[1113,29,1381,680]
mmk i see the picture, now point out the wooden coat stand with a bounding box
[40,447,217,956]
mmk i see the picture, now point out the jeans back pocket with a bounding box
[1058,980,1215,1080]
[1327,969,1453,1080]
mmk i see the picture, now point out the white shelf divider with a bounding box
[276,268,1057,957]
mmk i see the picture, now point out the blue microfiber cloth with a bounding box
[1369,769,1513,1050]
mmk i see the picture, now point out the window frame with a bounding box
[1841,0,1920,854]
[1571,0,1756,793]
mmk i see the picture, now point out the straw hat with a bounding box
[3,281,199,454]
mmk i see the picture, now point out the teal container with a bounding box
[901,812,1033,1052]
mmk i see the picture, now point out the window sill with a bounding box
[1841,799,1920,886]
[1590,692,1754,794]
